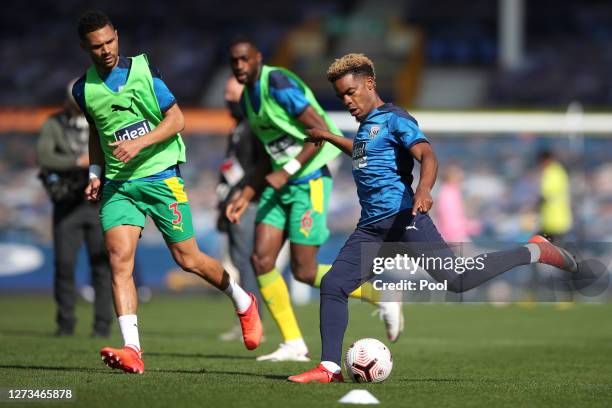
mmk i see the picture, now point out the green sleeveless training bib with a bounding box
[84,54,186,180]
[243,65,341,178]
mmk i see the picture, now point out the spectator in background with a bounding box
[217,76,265,341]
[434,164,481,242]
[530,150,574,304]
[538,150,573,241]
[36,79,112,337]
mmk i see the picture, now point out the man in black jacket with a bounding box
[37,79,112,337]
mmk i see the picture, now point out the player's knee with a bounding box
[106,243,133,268]
[175,253,200,274]
[293,271,314,285]
[251,252,275,275]
[320,272,348,298]
[291,262,316,285]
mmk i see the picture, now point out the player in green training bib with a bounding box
[226,36,402,362]
[76,11,262,374]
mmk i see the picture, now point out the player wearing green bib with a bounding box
[76,11,262,374]
[226,37,402,362]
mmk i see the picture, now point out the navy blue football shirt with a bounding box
[352,103,428,226]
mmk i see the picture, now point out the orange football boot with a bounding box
[528,234,577,272]
[288,364,344,383]
[237,293,263,350]
[100,345,144,374]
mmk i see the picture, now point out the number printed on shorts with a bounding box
[168,202,183,225]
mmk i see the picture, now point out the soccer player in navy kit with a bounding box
[227,40,402,362]
[288,53,578,383]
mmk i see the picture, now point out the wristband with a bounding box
[282,159,302,176]
[89,164,102,180]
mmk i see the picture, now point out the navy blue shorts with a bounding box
[321,210,447,296]
[321,208,531,296]
[318,208,531,363]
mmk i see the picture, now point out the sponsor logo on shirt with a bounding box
[352,141,367,169]
[113,120,151,142]
[266,134,301,162]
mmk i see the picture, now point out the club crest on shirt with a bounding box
[368,126,380,139]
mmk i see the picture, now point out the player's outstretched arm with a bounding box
[305,128,353,156]
[85,126,104,202]
[410,142,438,215]
[264,106,328,190]
[109,104,185,163]
[291,105,328,164]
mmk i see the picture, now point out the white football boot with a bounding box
[256,342,310,362]
[375,302,404,343]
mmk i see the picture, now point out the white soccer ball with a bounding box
[344,338,393,383]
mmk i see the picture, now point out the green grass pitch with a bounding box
[1,294,611,407]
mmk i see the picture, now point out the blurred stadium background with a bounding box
[1,0,611,301]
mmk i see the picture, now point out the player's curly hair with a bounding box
[326,53,376,83]
[77,10,114,40]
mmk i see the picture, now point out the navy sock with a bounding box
[435,247,532,293]
[320,292,349,366]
